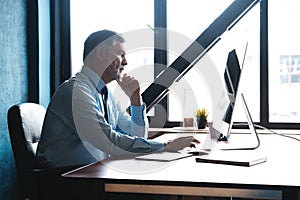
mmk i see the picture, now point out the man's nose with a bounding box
[122,57,128,66]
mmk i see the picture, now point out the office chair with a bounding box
[7,103,46,199]
[7,103,82,200]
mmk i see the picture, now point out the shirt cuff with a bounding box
[150,141,165,152]
[130,102,146,119]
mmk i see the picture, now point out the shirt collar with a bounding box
[81,66,106,93]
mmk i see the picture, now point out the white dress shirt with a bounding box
[36,66,164,167]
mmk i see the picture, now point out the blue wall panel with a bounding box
[0,0,28,199]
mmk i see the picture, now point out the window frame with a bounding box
[27,0,39,103]
[260,0,300,129]
[49,0,71,96]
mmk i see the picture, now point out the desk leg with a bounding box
[282,188,300,200]
[177,195,183,200]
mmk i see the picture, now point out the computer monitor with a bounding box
[222,42,248,137]
[209,46,260,150]
[209,48,244,140]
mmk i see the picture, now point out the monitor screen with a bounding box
[212,42,249,140]
[223,49,241,124]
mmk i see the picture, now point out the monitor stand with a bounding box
[210,93,261,151]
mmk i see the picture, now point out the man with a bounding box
[36,29,198,168]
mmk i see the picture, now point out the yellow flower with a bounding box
[195,108,208,119]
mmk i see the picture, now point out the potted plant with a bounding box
[195,108,208,129]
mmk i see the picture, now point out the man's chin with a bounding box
[115,74,122,81]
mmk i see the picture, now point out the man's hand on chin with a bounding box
[117,73,142,106]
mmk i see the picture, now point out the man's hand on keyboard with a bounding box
[164,136,200,152]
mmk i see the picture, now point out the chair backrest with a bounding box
[7,103,46,171]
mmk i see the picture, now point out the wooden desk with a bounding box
[63,133,300,199]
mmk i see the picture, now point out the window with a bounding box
[68,0,300,128]
[268,0,300,123]
[167,0,260,123]
[38,0,51,107]
[71,0,154,111]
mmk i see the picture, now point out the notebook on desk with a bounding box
[135,152,193,162]
[195,149,267,167]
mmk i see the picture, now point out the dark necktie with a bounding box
[100,86,108,121]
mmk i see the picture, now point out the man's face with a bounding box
[102,40,127,83]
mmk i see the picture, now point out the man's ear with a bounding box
[95,46,105,61]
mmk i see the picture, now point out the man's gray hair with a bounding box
[83,29,125,61]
